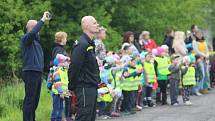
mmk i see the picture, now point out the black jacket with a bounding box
[21,20,44,72]
[51,43,68,60]
[163,36,174,54]
[68,33,100,90]
[50,43,68,66]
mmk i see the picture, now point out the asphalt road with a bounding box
[99,89,215,121]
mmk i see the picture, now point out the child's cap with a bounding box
[182,56,191,63]
[171,54,180,60]
[152,48,158,56]
[156,47,165,55]
[161,45,169,50]
[53,54,68,66]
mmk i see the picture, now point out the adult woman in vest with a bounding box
[192,30,210,94]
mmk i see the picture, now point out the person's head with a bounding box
[129,57,136,67]
[182,56,191,65]
[174,31,186,41]
[96,26,107,40]
[123,31,134,44]
[157,47,165,57]
[171,54,180,64]
[26,20,37,32]
[81,16,99,38]
[195,30,204,40]
[141,31,150,40]
[53,54,70,68]
[145,52,154,63]
[161,45,169,55]
[122,45,132,55]
[195,55,202,63]
[186,30,191,38]
[191,24,198,33]
[55,32,67,45]
[165,29,174,37]
[151,48,158,56]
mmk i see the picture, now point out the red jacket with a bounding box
[144,39,158,51]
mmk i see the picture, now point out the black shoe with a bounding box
[162,102,169,105]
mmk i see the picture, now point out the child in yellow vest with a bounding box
[47,54,70,121]
[154,47,170,105]
[181,56,196,105]
[143,52,156,107]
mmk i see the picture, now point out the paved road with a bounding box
[99,89,215,121]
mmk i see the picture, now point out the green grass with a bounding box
[0,81,52,121]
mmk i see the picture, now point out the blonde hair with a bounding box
[173,31,187,56]
[174,31,185,42]
[55,32,67,45]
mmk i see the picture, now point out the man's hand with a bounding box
[41,11,51,22]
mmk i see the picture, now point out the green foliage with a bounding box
[0,0,214,80]
[0,81,52,121]
[0,0,51,79]
[111,0,211,44]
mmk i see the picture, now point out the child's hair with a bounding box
[55,32,67,44]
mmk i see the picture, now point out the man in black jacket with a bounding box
[21,11,50,121]
[68,16,100,121]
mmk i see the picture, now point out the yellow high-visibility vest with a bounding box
[144,62,156,83]
[182,66,196,86]
[155,57,170,75]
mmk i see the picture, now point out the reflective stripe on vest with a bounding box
[111,70,122,90]
[182,66,196,85]
[144,62,156,83]
[122,67,139,91]
[155,57,170,75]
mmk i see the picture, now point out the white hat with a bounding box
[161,45,169,50]
[183,56,191,64]
[141,31,150,35]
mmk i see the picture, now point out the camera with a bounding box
[46,12,52,20]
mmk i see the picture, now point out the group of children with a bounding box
[96,44,214,119]
[46,44,214,120]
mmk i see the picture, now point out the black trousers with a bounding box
[65,96,72,118]
[22,71,42,121]
[121,91,132,112]
[75,87,97,121]
[156,80,167,104]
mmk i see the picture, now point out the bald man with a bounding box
[21,11,50,121]
[68,16,100,121]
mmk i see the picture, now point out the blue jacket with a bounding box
[21,20,44,72]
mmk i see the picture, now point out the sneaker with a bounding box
[98,115,111,120]
[129,111,136,115]
[136,105,143,110]
[172,103,179,106]
[196,92,202,96]
[162,102,169,105]
[184,101,192,106]
[148,103,156,107]
[143,104,148,108]
[110,112,120,117]
[122,111,135,116]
